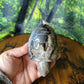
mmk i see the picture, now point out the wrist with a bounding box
[0,71,13,84]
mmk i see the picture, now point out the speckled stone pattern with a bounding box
[0,71,12,84]
[28,21,58,77]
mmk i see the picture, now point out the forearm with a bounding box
[0,71,13,84]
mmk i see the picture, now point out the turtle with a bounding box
[28,20,58,77]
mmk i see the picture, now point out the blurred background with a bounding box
[0,0,84,45]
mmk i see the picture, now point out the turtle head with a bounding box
[37,61,50,77]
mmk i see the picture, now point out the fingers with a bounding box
[37,71,42,78]
[56,54,61,60]
[35,54,61,78]
[36,62,55,79]
[50,61,56,68]
[26,53,61,82]
[5,43,28,57]
[50,54,61,68]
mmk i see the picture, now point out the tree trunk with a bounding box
[46,0,63,23]
[46,6,57,23]
[14,0,30,35]
[42,0,51,20]
[39,0,51,20]
[27,0,39,25]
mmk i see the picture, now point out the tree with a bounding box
[26,0,39,25]
[14,0,31,35]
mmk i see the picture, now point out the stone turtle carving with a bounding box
[28,21,58,77]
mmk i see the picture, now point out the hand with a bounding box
[0,43,61,84]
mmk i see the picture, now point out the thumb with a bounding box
[5,43,28,57]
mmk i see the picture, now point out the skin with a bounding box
[0,43,61,84]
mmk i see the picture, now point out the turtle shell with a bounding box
[28,21,58,62]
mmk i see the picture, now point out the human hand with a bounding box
[0,43,61,84]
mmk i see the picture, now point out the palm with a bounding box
[0,43,59,84]
[0,43,41,84]
[11,54,40,84]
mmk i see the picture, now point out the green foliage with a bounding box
[0,0,84,44]
[0,0,22,40]
[50,0,84,44]
[24,19,40,33]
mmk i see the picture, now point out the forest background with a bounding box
[0,0,84,45]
